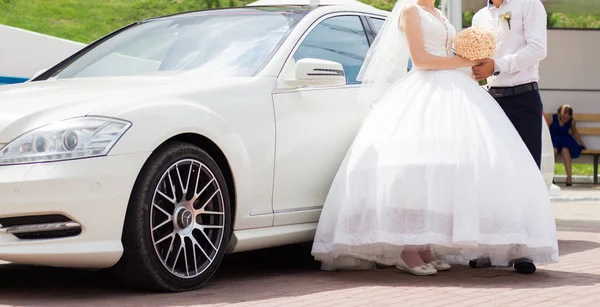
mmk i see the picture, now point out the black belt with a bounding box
[488,82,539,98]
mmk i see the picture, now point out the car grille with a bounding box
[0,214,82,240]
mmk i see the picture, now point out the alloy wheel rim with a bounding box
[150,159,225,278]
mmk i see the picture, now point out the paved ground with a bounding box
[0,187,599,307]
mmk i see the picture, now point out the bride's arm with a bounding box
[400,5,477,70]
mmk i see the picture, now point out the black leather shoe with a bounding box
[375,263,393,269]
[469,257,492,268]
[513,259,536,274]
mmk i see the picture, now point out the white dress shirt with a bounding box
[472,0,548,87]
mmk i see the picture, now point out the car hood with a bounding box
[0,75,252,143]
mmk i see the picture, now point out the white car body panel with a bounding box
[0,153,148,267]
[271,86,369,226]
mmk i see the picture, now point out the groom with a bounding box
[470,0,549,274]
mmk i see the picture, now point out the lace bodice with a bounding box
[416,6,455,57]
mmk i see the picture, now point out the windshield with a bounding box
[48,8,307,80]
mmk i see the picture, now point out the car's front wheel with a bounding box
[115,141,232,292]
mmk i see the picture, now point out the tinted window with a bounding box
[369,17,413,71]
[293,16,369,84]
[370,17,385,34]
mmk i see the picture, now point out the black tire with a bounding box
[113,141,232,292]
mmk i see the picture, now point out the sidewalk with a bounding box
[552,185,600,202]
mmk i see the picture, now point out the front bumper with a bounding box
[0,152,150,268]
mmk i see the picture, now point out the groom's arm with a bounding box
[494,0,548,74]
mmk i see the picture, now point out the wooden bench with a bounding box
[552,113,600,185]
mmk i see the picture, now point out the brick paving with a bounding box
[0,189,599,306]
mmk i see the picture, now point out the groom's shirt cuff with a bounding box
[494,57,510,74]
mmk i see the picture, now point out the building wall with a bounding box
[0,24,85,79]
[539,30,599,113]
[539,30,599,92]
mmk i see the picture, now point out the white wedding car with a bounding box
[0,0,389,291]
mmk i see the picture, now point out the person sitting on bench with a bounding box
[547,105,587,186]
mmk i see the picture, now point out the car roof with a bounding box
[248,0,388,15]
[248,0,371,9]
[143,0,387,22]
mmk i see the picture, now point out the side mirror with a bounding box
[293,58,346,87]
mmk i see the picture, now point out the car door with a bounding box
[271,13,374,226]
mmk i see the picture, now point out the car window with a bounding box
[293,15,370,85]
[370,17,385,34]
[369,16,413,71]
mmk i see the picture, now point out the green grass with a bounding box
[0,0,239,43]
[554,163,594,176]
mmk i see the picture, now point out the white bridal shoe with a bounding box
[396,258,438,276]
[429,259,451,271]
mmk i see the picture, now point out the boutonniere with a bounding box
[501,11,512,30]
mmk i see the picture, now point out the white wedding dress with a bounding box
[311,6,559,269]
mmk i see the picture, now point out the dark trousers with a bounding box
[493,89,543,168]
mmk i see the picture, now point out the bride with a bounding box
[311,0,559,276]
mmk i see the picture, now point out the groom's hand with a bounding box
[472,58,495,81]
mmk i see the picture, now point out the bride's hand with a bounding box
[456,55,480,67]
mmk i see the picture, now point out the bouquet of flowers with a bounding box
[454,26,496,86]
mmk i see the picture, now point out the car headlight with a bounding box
[0,116,131,166]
